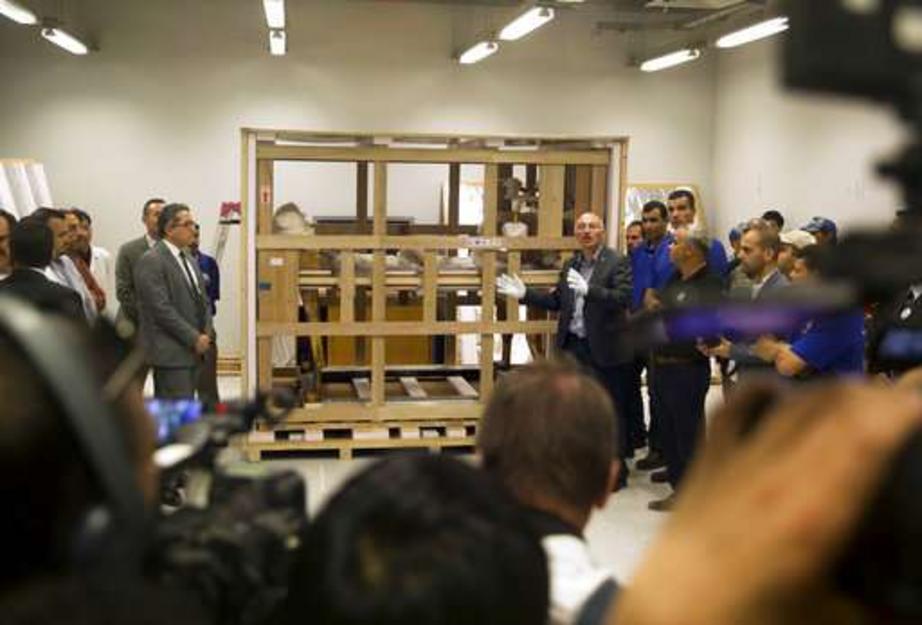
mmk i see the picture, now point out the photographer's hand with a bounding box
[610,383,922,625]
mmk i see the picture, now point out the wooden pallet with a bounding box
[236,419,478,461]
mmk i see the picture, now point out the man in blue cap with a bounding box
[802,216,838,246]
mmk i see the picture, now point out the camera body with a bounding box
[145,396,308,625]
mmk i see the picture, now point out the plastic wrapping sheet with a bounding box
[0,167,17,217]
[3,162,37,216]
[26,162,53,207]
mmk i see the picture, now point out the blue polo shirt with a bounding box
[790,310,865,376]
[632,234,730,302]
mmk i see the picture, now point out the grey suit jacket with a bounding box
[135,241,214,368]
[115,235,152,325]
[729,269,791,367]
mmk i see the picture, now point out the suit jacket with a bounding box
[135,241,214,368]
[0,268,85,322]
[523,246,633,367]
[729,269,790,368]
[115,235,152,325]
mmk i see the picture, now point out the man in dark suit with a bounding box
[0,219,84,322]
[703,219,789,377]
[497,211,634,486]
[115,198,164,327]
[135,203,213,399]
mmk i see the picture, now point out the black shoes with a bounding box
[635,449,666,471]
[651,469,669,484]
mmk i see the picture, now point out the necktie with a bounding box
[180,253,199,294]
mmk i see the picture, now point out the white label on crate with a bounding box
[269,257,285,267]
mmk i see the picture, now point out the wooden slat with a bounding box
[423,252,438,323]
[257,234,581,251]
[574,165,592,214]
[371,163,388,406]
[257,320,558,337]
[256,144,612,166]
[257,250,300,390]
[373,162,387,236]
[506,252,521,322]
[240,129,252,394]
[447,376,479,398]
[283,401,481,423]
[352,378,371,401]
[591,164,608,222]
[339,252,355,323]
[539,165,566,237]
[483,164,498,237]
[399,376,428,399]
[257,157,274,236]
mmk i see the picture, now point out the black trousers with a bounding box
[562,334,631,461]
[650,359,710,489]
[624,356,648,452]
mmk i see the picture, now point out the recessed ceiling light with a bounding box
[0,0,37,25]
[41,27,90,55]
[640,48,701,72]
[499,7,555,41]
[459,41,499,65]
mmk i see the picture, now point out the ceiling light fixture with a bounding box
[263,0,285,29]
[0,0,37,25]
[716,16,789,48]
[459,40,499,65]
[41,27,89,55]
[499,7,555,41]
[639,48,701,72]
[269,29,286,56]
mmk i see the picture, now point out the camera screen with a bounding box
[146,399,204,445]
[878,328,922,362]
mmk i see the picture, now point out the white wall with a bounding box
[711,38,906,241]
[0,0,719,354]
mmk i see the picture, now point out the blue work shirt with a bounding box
[790,310,865,376]
[633,234,730,300]
[195,251,221,317]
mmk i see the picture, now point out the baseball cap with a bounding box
[780,230,816,250]
[802,216,837,235]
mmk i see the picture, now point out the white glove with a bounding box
[496,273,526,300]
[567,268,589,297]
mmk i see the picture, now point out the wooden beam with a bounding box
[423,252,438,323]
[280,400,482,423]
[256,144,612,166]
[373,162,387,236]
[240,129,252,395]
[256,320,559,337]
[538,165,566,237]
[257,234,581,251]
[257,158,274,236]
[480,164,499,401]
[591,164,608,222]
[506,252,521,322]
[339,251,355,323]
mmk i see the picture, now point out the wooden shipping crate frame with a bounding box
[240,129,629,423]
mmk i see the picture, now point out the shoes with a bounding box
[651,469,669,484]
[635,449,666,471]
[647,494,676,512]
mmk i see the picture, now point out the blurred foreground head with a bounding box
[278,454,548,625]
[0,297,155,592]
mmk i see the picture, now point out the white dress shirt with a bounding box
[162,239,200,291]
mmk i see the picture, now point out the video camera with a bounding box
[144,392,308,625]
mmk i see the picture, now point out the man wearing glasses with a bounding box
[135,203,213,399]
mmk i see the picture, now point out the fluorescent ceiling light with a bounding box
[640,48,701,72]
[269,29,286,56]
[499,7,555,41]
[41,27,89,55]
[0,0,37,25]
[716,16,789,48]
[263,0,285,29]
[459,41,498,65]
